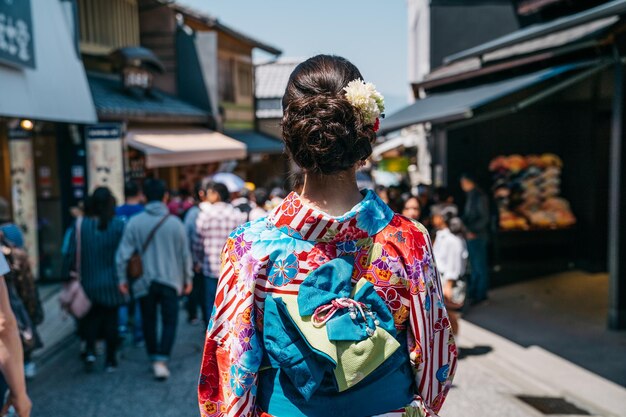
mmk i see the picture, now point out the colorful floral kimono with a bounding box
[198,191,457,417]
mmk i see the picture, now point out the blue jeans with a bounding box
[204,277,218,321]
[140,282,179,362]
[467,237,489,301]
[118,302,143,343]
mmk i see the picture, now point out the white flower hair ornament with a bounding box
[343,79,385,132]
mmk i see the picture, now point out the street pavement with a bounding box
[26,273,626,417]
[27,313,206,417]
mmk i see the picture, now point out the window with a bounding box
[219,58,235,103]
[78,0,139,52]
[237,63,253,98]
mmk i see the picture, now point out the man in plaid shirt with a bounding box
[193,182,247,318]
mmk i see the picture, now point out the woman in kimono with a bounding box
[198,55,457,417]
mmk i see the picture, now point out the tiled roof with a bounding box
[173,4,282,56]
[87,72,208,122]
[255,59,302,99]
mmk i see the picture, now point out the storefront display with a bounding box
[490,153,577,231]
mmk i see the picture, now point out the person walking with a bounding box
[198,55,456,417]
[0,198,24,249]
[116,179,192,380]
[183,181,207,326]
[193,182,246,319]
[401,195,421,222]
[62,187,125,372]
[460,173,490,304]
[115,181,145,346]
[431,207,467,335]
[0,199,42,379]
[0,253,31,417]
[115,181,144,222]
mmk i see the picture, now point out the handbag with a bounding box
[59,217,92,319]
[126,214,169,281]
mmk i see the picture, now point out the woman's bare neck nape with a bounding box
[300,170,363,217]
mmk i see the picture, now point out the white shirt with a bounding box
[433,228,468,282]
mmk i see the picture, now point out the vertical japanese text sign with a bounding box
[8,131,39,276]
[86,124,125,205]
[0,0,35,69]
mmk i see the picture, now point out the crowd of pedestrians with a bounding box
[0,161,490,417]
[54,176,268,381]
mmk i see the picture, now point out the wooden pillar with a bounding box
[608,51,626,330]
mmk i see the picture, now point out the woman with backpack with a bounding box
[62,187,125,372]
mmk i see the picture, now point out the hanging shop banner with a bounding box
[379,157,410,173]
[0,0,35,69]
[86,124,124,204]
[8,135,39,277]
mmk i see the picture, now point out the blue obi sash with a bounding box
[258,256,414,416]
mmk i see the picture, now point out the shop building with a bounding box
[0,0,97,280]
[382,0,626,329]
[138,1,286,188]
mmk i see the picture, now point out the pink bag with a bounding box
[59,279,91,319]
[59,217,91,318]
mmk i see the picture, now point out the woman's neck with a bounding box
[300,170,363,217]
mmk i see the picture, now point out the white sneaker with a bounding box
[152,361,170,380]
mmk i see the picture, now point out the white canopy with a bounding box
[126,128,247,168]
[0,0,96,123]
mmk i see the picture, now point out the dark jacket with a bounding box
[62,217,126,307]
[462,188,490,238]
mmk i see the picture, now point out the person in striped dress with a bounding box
[198,55,457,417]
[63,187,125,372]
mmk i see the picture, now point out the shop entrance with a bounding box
[33,129,64,281]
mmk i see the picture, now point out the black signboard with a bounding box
[0,0,35,69]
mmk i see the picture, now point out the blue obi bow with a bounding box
[298,256,396,341]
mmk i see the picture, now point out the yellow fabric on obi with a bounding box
[280,278,401,391]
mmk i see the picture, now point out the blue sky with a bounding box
[178,0,409,113]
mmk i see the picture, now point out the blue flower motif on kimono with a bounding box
[436,364,450,383]
[278,225,304,239]
[242,217,270,242]
[251,228,312,259]
[336,240,357,254]
[355,195,394,235]
[232,224,246,237]
[425,293,431,311]
[230,364,255,397]
[267,253,299,286]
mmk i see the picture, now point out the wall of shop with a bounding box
[430,1,519,67]
[444,79,611,277]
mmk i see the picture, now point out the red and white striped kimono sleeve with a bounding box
[198,239,261,417]
[406,229,458,416]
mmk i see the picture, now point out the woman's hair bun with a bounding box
[281,55,376,175]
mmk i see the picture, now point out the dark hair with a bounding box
[91,187,116,230]
[402,195,421,211]
[460,173,476,183]
[143,179,166,202]
[254,187,269,207]
[124,181,141,199]
[281,54,377,175]
[434,187,451,203]
[206,182,230,203]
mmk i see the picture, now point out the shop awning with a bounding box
[444,0,626,64]
[372,133,419,159]
[126,128,247,168]
[379,61,604,135]
[0,0,96,123]
[226,130,284,154]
